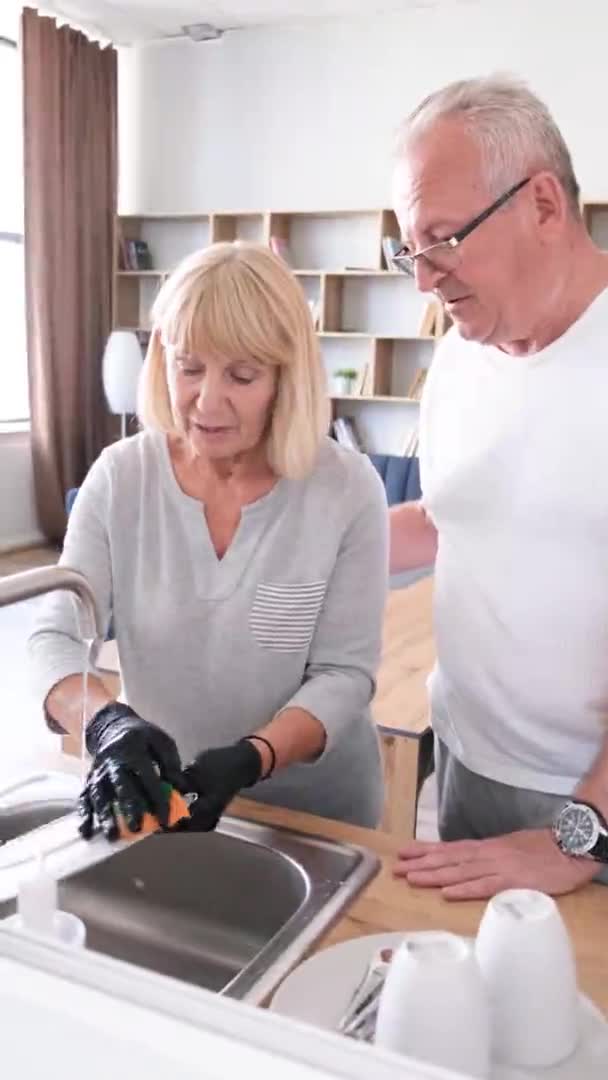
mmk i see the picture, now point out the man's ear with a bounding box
[530,171,569,234]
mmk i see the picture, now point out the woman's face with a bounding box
[166,342,278,462]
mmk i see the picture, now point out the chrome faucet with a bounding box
[0,565,104,641]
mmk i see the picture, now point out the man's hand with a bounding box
[389,500,437,575]
[394,828,597,900]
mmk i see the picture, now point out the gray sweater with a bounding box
[28,431,388,827]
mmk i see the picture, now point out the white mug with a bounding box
[4,909,86,949]
[474,888,579,1068]
[374,930,491,1078]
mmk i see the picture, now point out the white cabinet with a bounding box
[0,926,465,1080]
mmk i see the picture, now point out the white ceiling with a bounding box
[38,0,458,45]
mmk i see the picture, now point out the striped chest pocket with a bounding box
[250,581,327,653]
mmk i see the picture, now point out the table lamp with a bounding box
[102,330,143,439]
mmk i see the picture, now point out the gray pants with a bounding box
[435,738,608,885]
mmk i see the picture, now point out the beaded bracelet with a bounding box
[245,734,277,780]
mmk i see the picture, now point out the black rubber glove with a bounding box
[78,702,183,842]
[177,739,264,832]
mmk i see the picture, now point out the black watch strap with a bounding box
[591,832,608,862]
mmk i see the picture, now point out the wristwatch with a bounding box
[552,798,608,863]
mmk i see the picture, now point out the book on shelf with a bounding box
[117,231,128,270]
[332,416,364,453]
[418,298,447,338]
[307,298,321,330]
[122,239,153,271]
[381,235,402,270]
[135,329,152,351]
[352,362,369,396]
[269,234,292,265]
[434,301,447,337]
[406,368,428,401]
[418,301,436,338]
[401,426,420,457]
[359,363,373,396]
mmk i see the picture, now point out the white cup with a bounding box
[4,909,86,949]
[474,889,579,1068]
[52,910,87,948]
[374,930,491,1078]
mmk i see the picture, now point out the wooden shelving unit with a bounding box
[583,199,608,250]
[116,270,165,277]
[333,395,420,404]
[113,207,446,453]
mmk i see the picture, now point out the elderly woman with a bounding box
[29,242,388,840]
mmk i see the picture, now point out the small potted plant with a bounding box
[331,368,358,396]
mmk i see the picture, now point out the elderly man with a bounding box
[390,74,608,899]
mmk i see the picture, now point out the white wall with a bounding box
[0,433,45,552]
[116,0,608,454]
[117,0,608,214]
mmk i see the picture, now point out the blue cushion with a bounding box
[65,487,79,516]
[405,457,422,502]
[368,454,421,506]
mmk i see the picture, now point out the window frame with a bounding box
[0,33,28,428]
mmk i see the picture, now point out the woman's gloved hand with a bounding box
[78,702,183,841]
[177,738,267,832]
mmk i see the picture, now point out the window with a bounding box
[0,36,28,424]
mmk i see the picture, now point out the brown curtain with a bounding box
[22,7,117,542]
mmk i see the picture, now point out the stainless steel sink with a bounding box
[0,777,380,1005]
[58,817,378,1002]
[0,798,76,846]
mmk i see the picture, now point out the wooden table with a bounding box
[234,797,608,1018]
[373,576,435,839]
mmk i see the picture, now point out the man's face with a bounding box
[392,118,541,347]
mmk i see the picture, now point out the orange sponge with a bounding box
[116,787,190,840]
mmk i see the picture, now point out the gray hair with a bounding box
[396,74,581,216]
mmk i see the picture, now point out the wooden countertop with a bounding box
[233,797,608,1017]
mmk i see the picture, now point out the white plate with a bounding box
[270,932,608,1079]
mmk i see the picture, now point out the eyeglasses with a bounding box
[392,177,531,277]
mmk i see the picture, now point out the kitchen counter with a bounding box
[232,797,608,1017]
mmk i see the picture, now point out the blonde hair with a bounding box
[397,74,581,217]
[139,242,330,479]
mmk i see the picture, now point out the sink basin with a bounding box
[0,773,80,850]
[0,775,380,1005]
[58,817,378,1002]
[0,799,76,846]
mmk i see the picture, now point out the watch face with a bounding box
[557,803,599,856]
